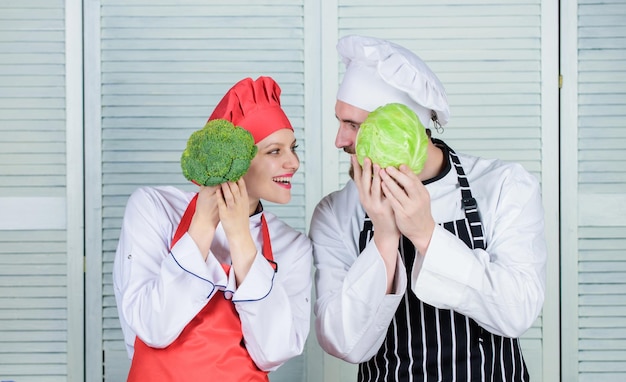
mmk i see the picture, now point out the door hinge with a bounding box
[559,74,563,89]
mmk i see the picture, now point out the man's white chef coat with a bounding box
[310,150,547,363]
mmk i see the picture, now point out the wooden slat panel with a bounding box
[578,1,626,374]
[576,1,626,378]
[0,1,66,196]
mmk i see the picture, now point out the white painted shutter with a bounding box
[92,1,307,380]
[321,0,559,380]
[0,1,83,381]
[562,1,626,381]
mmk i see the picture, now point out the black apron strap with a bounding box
[433,138,486,250]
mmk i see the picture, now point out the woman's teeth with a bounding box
[273,177,291,184]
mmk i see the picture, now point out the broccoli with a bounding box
[180,119,258,186]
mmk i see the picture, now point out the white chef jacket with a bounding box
[310,150,547,363]
[113,186,312,371]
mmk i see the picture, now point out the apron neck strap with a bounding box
[170,193,275,265]
[439,141,487,250]
[171,193,199,249]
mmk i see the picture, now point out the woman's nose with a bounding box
[285,150,300,169]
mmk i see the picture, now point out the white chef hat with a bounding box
[336,35,449,128]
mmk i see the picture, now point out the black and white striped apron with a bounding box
[357,141,529,382]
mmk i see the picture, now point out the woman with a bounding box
[113,76,312,381]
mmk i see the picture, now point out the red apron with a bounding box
[128,194,273,382]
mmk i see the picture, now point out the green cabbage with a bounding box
[355,103,429,175]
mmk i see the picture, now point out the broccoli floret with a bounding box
[181,119,258,186]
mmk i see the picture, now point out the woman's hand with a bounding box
[188,186,220,260]
[217,179,257,285]
[217,179,251,237]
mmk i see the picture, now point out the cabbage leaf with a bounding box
[355,103,429,175]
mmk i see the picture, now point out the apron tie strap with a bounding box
[171,193,276,265]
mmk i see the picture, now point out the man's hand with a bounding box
[352,155,400,293]
[380,164,435,255]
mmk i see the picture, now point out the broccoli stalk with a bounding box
[181,119,258,186]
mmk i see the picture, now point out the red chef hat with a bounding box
[208,76,293,144]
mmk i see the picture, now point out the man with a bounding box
[310,35,547,381]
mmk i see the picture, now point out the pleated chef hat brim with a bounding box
[336,35,449,128]
[209,76,293,144]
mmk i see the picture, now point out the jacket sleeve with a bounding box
[232,226,313,372]
[310,196,407,363]
[412,167,547,338]
[113,187,227,357]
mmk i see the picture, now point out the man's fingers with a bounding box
[384,165,426,199]
[384,166,411,187]
[361,157,373,190]
[371,163,383,199]
[350,155,363,192]
[380,168,407,200]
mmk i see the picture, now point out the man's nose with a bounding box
[335,127,354,149]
